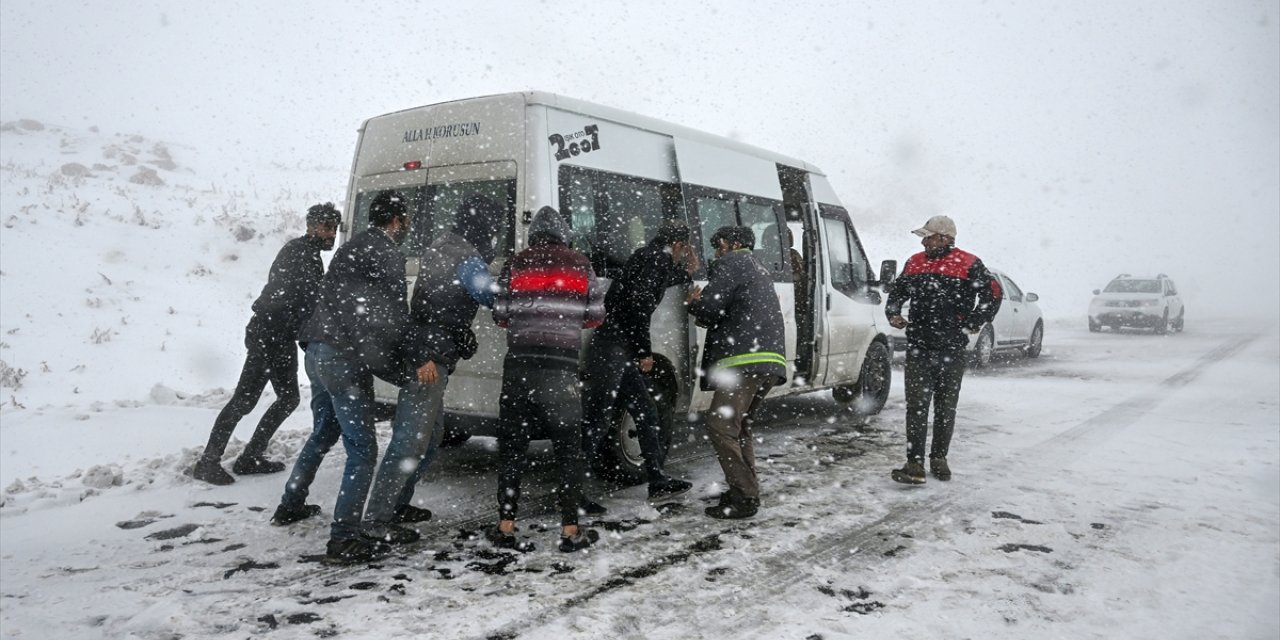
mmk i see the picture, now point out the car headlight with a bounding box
[1141,299,1161,307]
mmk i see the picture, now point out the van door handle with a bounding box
[826,293,831,310]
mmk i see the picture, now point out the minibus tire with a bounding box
[594,372,676,486]
[850,339,892,416]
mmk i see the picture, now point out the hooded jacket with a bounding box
[885,246,1002,351]
[402,230,492,373]
[298,228,408,379]
[689,249,786,390]
[493,207,604,371]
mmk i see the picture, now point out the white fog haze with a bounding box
[1,2,1278,639]
[3,1,1277,319]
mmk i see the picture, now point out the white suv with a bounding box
[1088,274,1185,334]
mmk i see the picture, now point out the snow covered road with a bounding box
[1,318,1277,639]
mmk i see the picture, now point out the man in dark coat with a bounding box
[885,215,1001,484]
[582,220,698,503]
[272,191,413,564]
[361,195,502,538]
[688,226,786,519]
[190,203,341,486]
[489,206,605,553]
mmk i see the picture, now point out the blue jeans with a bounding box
[363,372,448,526]
[279,343,378,541]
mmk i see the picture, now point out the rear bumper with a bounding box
[1091,311,1163,328]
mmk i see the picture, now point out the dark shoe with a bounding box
[891,461,927,485]
[648,478,693,503]
[484,526,536,553]
[363,523,420,545]
[324,537,390,565]
[232,455,285,475]
[393,504,433,524]
[929,457,952,481]
[190,458,235,486]
[579,499,608,517]
[270,503,321,526]
[558,528,600,553]
[705,495,759,520]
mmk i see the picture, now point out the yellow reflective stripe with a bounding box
[716,352,787,368]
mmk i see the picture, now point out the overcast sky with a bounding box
[2,0,1277,319]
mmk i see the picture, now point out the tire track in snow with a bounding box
[492,331,1261,639]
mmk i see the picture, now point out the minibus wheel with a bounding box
[594,371,676,485]
[850,339,892,416]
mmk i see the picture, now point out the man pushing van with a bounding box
[191,202,341,485]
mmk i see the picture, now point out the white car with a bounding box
[1088,273,1185,334]
[888,269,1044,367]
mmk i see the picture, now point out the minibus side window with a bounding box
[558,166,671,277]
[737,199,788,282]
[692,195,737,261]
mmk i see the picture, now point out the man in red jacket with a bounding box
[884,215,1001,485]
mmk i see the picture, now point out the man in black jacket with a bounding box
[582,220,698,503]
[688,226,786,519]
[361,195,502,539]
[273,191,413,564]
[885,215,1001,484]
[191,203,341,486]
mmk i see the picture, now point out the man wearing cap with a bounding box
[885,215,1001,484]
[581,220,699,505]
[191,202,342,486]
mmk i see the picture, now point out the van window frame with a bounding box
[819,204,874,299]
[683,184,790,282]
[557,164,685,279]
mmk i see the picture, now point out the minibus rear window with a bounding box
[352,178,515,258]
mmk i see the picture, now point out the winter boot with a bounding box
[232,455,286,476]
[324,537,390,565]
[190,457,235,486]
[363,523,420,545]
[891,461,927,485]
[579,498,608,517]
[393,504,433,524]
[705,494,759,520]
[558,528,600,553]
[270,503,321,526]
[648,477,693,503]
[929,457,952,481]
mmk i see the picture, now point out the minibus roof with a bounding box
[360,91,828,178]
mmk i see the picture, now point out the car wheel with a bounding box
[1172,310,1185,332]
[842,340,891,416]
[593,372,675,486]
[1025,321,1044,358]
[1088,318,1101,333]
[1154,309,1170,335]
[971,326,995,368]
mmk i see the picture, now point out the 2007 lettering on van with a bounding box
[548,124,600,161]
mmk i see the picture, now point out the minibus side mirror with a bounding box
[878,260,898,287]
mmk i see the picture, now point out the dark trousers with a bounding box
[203,323,299,462]
[903,347,967,464]
[705,374,773,500]
[496,365,586,527]
[581,335,666,484]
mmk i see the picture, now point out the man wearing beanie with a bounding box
[884,215,1001,485]
[190,202,341,485]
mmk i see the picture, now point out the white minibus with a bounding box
[342,92,897,481]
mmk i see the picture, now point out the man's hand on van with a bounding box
[638,356,654,373]
[417,361,440,385]
[889,315,908,329]
[687,286,703,304]
[674,241,699,274]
